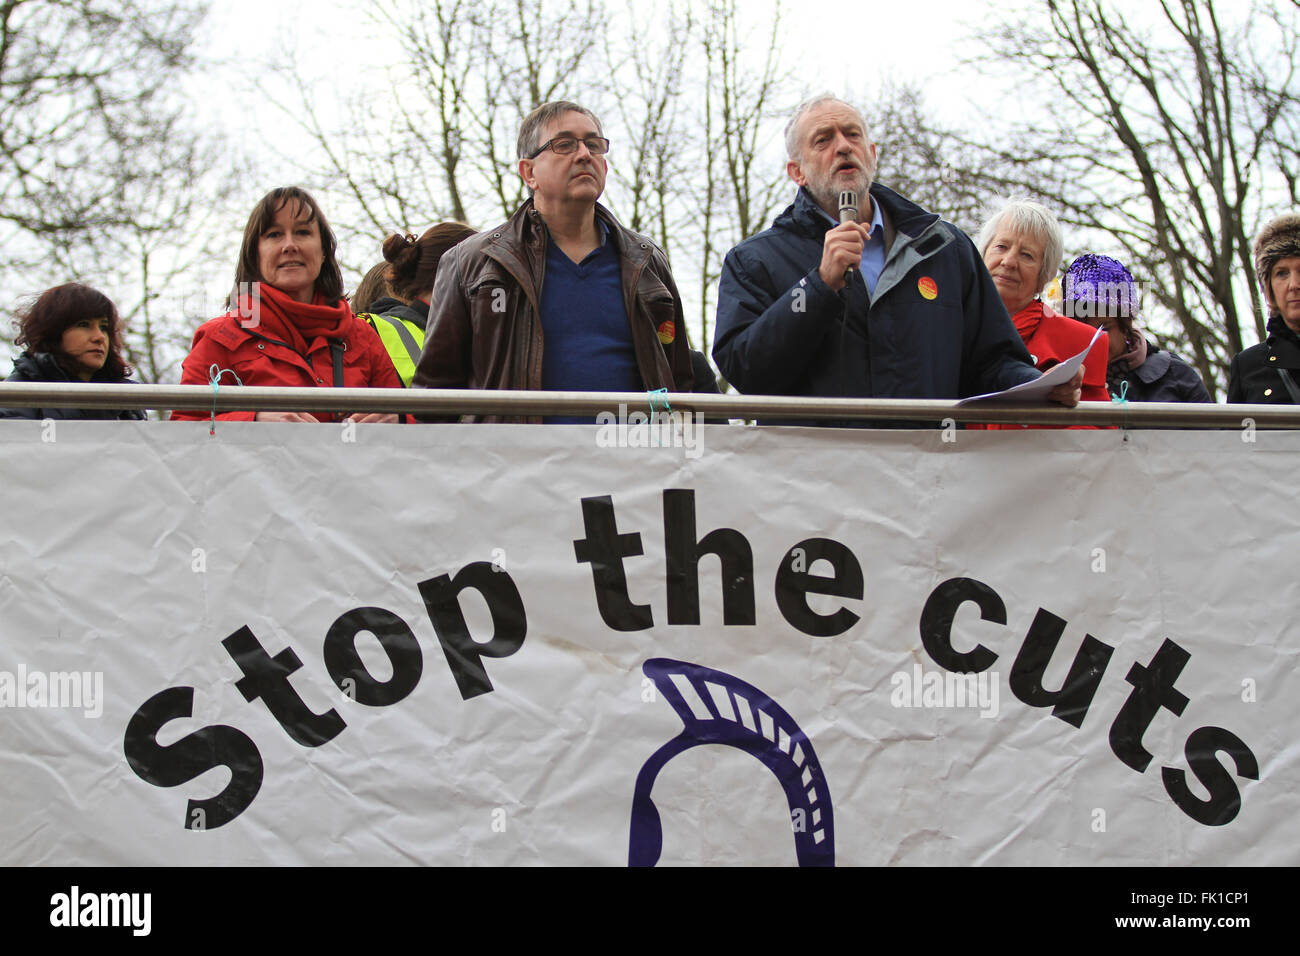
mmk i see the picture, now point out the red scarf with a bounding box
[1010,298,1048,339]
[234,283,352,352]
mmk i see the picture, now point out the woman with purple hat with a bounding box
[1228,214,1300,404]
[1062,254,1211,404]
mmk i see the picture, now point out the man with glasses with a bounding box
[414,100,694,421]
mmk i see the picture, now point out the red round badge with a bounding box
[918,276,938,300]
[657,320,675,344]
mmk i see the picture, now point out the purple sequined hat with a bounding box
[1063,254,1138,319]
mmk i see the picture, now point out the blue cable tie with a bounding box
[208,363,245,436]
[646,388,673,447]
[1110,380,1129,438]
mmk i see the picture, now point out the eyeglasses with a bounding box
[528,135,611,159]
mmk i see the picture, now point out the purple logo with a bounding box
[629,658,835,866]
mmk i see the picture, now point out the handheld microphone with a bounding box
[838,190,859,279]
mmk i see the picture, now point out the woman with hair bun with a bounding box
[172,186,403,423]
[361,223,475,386]
[1,282,145,420]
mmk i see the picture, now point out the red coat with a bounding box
[172,297,403,423]
[982,299,1111,430]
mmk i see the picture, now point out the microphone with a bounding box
[838,190,859,280]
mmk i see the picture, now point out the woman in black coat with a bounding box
[0,283,144,420]
[1228,213,1300,404]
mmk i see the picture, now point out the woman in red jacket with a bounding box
[172,186,401,423]
[976,199,1111,428]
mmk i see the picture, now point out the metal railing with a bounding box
[1,381,1297,427]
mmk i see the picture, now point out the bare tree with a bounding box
[603,1,692,256]
[865,81,994,236]
[377,0,479,226]
[688,0,791,370]
[962,0,1300,396]
[0,0,232,381]
[103,141,247,383]
[0,0,206,257]
[702,0,789,244]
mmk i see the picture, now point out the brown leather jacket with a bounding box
[412,198,694,422]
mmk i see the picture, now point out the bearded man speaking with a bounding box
[712,94,1081,424]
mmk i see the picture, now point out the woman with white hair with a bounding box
[977,199,1111,413]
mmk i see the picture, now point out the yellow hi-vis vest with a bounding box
[362,312,425,387]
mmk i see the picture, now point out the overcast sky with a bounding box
[200,0,990,153]
[185,0,997,313]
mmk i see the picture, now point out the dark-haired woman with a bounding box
[361,222,475,386]
[1063,254,1211,404]
[0,283,145,421]
[172,186,402,423]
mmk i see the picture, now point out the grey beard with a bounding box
[810,173,873,220]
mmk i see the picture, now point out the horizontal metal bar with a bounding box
[1,381,1297,427]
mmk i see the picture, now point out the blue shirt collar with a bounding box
[816,194,883,238]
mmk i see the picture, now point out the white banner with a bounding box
[0,420,1294,865]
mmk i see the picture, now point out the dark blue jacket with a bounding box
[0,352,146,421]
[1110,342,1211,404]
[713,185,1037,415]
